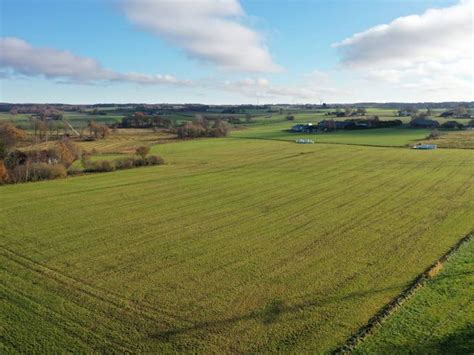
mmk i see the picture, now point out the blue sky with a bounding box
[0,0,471,104]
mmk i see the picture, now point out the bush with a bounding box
[114,155,164,170]
[115,157,136,170]
[4,150,28,169]
[0,161,8,184]
[81,153,165,174]
[136,146,150,159]
[176,119,229,139]
[55,139,81,167]
[83,159,116,173]
[67,165,83,176]
[8,163,67,183]
[146,155,164,166]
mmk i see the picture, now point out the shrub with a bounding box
[0,142,5,160]
[0,161,8,184]
[136,146,150,159]
[8,163,67,183]
[89,121,110,138]
[146,155,164,166]
[114,155,164,169]
[0,122,27,149]
[210,119,229,137]
[83,159,116,173]
[96,160,115,172]
[67,165,83,176]
[4,150,28,169]
[176,119,229,139]
[115,157,136,170]
[55,138,81,167]
[133,158,148,167]
[81,154,164,174]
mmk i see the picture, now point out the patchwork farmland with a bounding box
[2,0,473,350]
[1,136,474,352]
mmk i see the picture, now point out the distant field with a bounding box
[25,128,175,155]
[1,138,474,352]
[0,112,124,129]
[422,130,474,149]
[232,124,431,147]
[356,239,474,354]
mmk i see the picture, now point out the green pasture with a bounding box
[356,240,474,354]
[232,123,431,147]
[1,138,474,352]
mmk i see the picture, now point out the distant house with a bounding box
[410,118,440,128]
[291,124,307,132]
[291,123,318,133]
[398,110,411,117]
[441,121,464,129]
[440,111,454,118]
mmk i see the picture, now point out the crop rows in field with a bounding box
[355,238,474,354]
[1,138,474,352]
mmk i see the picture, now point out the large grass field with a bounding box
[232,124,431,147]
[1,137,474,352]
[422,130,474,149]
[356,239,474,354]
[0,112,125,129]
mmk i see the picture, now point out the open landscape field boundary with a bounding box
[334,231,474,354]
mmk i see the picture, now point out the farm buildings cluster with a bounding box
[292,116,473,133]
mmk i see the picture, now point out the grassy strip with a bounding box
[333,232,474,354]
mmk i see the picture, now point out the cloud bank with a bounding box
[333,0,472,67]
[0,37,189,85]
[219,76,348,101]
[122,0,280,72]
[332,0,473,100]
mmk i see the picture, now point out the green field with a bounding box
[232,124,431,147]
[356,239,474,354]
[1,137,474,352]
[0,112,125,129]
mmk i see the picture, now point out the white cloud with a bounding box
[219,76,348,102]
[332,0,473,101]
[333,0,473,67]
[122,0,280,73]
[0,37,190,86]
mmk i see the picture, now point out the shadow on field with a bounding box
[149,269,472,343]
[149,283,406,341]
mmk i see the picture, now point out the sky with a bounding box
[0,0,472,104]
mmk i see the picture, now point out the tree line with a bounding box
[0,122,80,184]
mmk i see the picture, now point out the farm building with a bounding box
[410,118,440,128]
[291,124,307,132]
[441,121,464,129]
[291,123,318,133]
